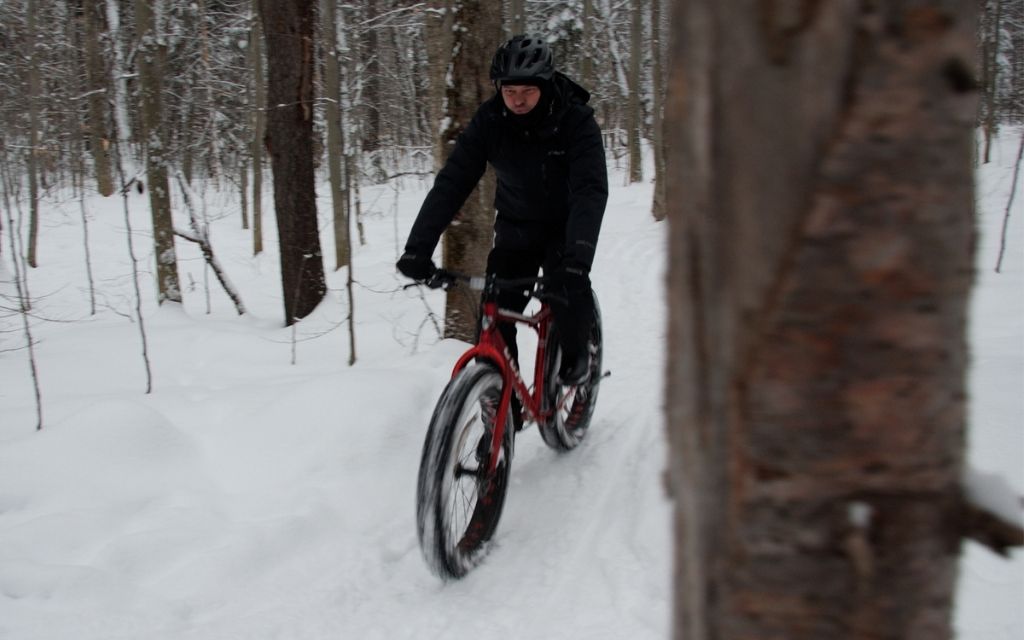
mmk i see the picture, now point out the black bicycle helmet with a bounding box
[490,34,554,84]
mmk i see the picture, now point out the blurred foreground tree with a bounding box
[664,2,1019,639]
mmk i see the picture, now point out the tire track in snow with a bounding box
[462,206,672,637]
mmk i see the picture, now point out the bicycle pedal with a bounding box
[600,370,611,379]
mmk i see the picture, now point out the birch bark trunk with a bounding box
[135,0,182,303]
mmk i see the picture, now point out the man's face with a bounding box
[501,84,542,115]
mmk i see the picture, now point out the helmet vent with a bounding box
[489,34,554,82]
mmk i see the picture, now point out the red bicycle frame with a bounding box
[450,298,556,474]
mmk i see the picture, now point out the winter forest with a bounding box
[2,1,1023,639]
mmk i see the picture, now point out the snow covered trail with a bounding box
[418,182,674,639]
[0,177,673,639]
[315,181,675,640]
[1,142,1020,638]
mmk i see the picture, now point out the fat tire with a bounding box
[538,293,603,451]
[416,362,513,580]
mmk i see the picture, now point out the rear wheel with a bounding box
[416,362,513,580]
[539,294,603,451]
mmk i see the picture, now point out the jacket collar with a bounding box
[491,72,589,139]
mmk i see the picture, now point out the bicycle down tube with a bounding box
[450,298,556,474]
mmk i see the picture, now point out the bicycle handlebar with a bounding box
[406,269,551,296]
[425,270,485,291]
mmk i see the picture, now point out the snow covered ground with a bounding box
[1,136,1020,639]
[955,133,1024,640]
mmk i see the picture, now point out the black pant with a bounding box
[485,247,593,366]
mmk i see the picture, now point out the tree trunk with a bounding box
[82,0,114,197]
[2,166,43,430]
[982,0,1003,164]
[650,0,667,221]
[105,0,132,147]
[249,5,266,256]
[581,0,594,92]
[507,0,525,34]
[426,0,455,170]
[337,1,355,246]
[439,0,501,342]
[994,134,1023,273]
[26,0,41,268]
[665,3,978,639]
[135,0,181,304]
[322,0,350,272]
[362,3,381,155]
[627,0,643,184]
[258,0,326,325]
[240,153,249,230]
[194,0,219,182]
[180,86,197,185]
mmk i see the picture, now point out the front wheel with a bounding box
[416,362,513,580]
[539,294,603,451]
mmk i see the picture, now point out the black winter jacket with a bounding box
[404,72,608,269]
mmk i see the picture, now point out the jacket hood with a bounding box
[550,71,591,106]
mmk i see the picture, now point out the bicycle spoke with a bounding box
[457,479,474,520]
[447,473,474,548]
[443,393,495,553]
[556,386,576,412]
[454,462,483,479]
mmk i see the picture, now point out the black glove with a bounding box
[550,261,591,295]
[548,261,594,384]
[396,252,437,281]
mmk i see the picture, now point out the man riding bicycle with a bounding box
[397,33,608,387]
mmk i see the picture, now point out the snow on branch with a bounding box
[962,467,1024,556]
[173,173,247,316]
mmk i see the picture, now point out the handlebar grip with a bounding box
[425,271,455,290]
